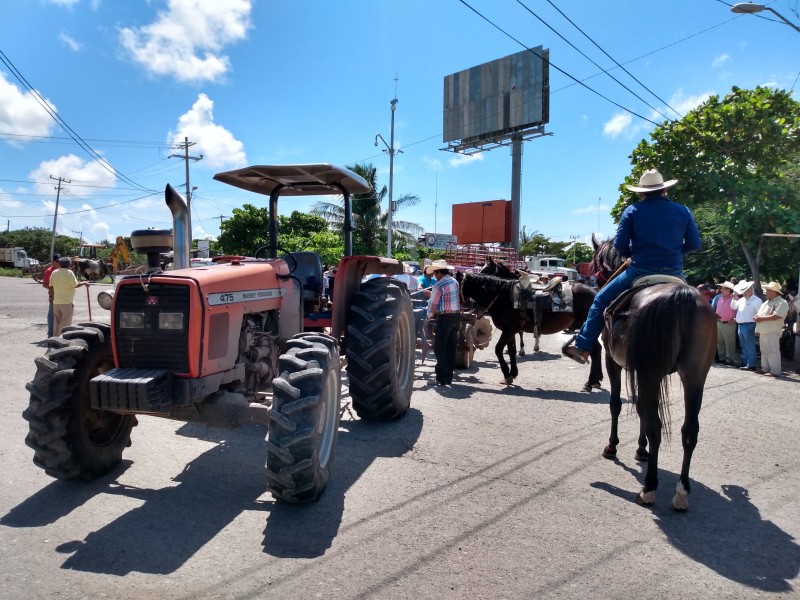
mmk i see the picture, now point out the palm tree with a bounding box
[313,163,422,256]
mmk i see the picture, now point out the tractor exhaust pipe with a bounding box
[165,184,190,270]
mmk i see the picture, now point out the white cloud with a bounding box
[603,113,632,138]
[59,32,82,52]
[167,93,247,169]
[448,153,484,168]
[119,0,252,83]
[46,0,79,6]
[572,203,610,215]
[668,89,712,117]
[712,53,730,68]
[0,72,57,140]
[422,156,443,171]
[29,154,116,196]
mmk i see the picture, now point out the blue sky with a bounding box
[1,0,799,249]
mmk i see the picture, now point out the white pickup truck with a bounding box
[523,255,579,281]
[0,247,39,269]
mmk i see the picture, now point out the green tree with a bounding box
[615,86,800,288]
[519,234,571,259]
[0,227,78,262]
[313,163,422,256]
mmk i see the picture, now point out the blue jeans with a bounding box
[737,322,757,367]
[575,265,684,352]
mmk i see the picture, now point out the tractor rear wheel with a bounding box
[346,278,414,420]
[268,333,341,503]
[23,323,137,479]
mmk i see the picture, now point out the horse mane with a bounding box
[591,239,623,287]
[462,272,515,307]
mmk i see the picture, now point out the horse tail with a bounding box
[626,285,699,440]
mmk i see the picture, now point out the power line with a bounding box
[0,49,155,194]
[456,0,660,126]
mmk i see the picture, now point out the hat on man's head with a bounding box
[52,253,61,261]
[762,281,784,295]
[626,169,678,193]
[428,259,451,273]
[734,280,753,295]
[718,281,735,291]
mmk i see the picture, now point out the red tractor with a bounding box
[24,164,415,503]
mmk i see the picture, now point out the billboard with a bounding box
[420,233,458,250]
[452,200,511,244]
[443,47,549,145]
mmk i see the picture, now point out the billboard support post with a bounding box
[510,135,522,251]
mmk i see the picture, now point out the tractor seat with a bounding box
[286,251,323,300]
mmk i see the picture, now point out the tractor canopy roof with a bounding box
[213,164,370,197]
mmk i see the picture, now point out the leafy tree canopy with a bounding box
[614,86,800,288]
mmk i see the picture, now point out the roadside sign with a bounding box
[422,233,457,249]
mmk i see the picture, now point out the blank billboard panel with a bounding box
[443,47,549,144]
[452,200,511,244]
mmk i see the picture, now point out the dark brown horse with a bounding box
[591,237,717,510]
[460,270,602,390]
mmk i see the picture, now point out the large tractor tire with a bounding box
[346,277,414,421]
[455,323,475,369]
[23,323,137,479]
[268,333,341,503]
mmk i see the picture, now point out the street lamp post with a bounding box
[731,3,800,33]
[375,98,399,258]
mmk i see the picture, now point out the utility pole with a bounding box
[214,214,227,230]
[570,234,579,264]
[169,137,203,238]
[375,87,401,258]
[49,176,71,259]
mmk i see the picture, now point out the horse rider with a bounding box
[564,168,702,364]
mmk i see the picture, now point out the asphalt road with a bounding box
[1,276,798,599]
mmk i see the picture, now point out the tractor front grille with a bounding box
[114,283,191,372]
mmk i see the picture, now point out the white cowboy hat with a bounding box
[626,168,679,193]
[734,280,753,295]
[428,259,451,272]
[717,281,735,291]
[762,281,784,295]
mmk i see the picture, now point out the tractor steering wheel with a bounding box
[254,245,298,274]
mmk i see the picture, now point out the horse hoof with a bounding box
[635,490,655,505]
[503,377,514,385]
[518,350,526,357]
[590,382,602,390]
[602,445,617,459]
[672,481,689,511]
[635,449,649,462]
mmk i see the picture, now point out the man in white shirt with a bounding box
[730,280,762,370]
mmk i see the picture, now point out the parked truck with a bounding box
[0,247,39,269]
[523,254,579,281]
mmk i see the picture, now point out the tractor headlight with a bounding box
[97,290,114,310]
[159,312,184,330]
[119,312,146,329]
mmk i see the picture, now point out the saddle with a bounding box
[512,276,574,333]
[604,274,685,321]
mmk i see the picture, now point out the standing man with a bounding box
[714,281,738,365]
[426,259,460,386]
[731,280,761,371]
[564,168,701,364]
[50,257,89,336]
[41,253,61,338]
[418,265,436,291]
[754,281,789,377]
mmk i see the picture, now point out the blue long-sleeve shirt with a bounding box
[614,195,701,272]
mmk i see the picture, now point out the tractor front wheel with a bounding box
[23,323,136,479]
[267,333,341,503]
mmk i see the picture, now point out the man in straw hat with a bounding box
[753,281,789,376]
[731,280,761,370]
[564,168,701,364]
[714,281,738,365]
[426,259,460,386]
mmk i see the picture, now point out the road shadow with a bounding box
[591,464,800,592]
[0,408,424,572]
[262,407,424,558]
